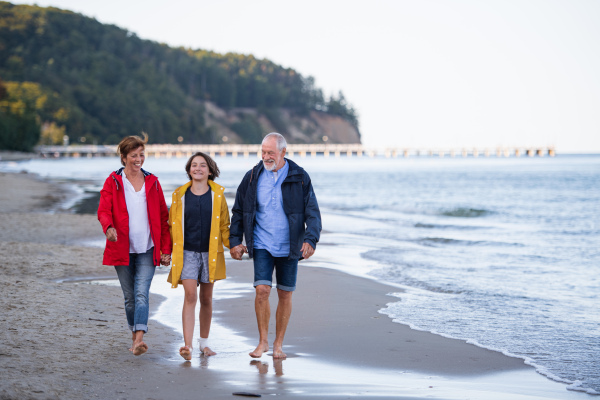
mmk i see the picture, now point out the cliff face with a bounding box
[203,102,361,144]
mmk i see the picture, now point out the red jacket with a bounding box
[98,167,172,266]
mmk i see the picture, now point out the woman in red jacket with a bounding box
[98,134,172,356]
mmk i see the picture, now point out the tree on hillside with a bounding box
[0,2,359,144]
[0,78,6,100]
[326,91,359,129]
[0,77,41,152]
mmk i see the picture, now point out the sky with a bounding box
[11,0,600,152]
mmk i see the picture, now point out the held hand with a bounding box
[160,254,171,266]
[230,245,241,260]
[301,242,315,260]
[229,246,240,260]
[230,244,247,260]
[106,227,117,242]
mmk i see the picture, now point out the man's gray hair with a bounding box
[262,132,287,152]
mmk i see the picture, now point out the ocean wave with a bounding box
[362,260,466,295]
[379,301,600,395]
[399,277,465,294]
[321,203,376,212]
[416,237,522,247]
[414,222,486,230]
[440,207,491,218]
[374,272,465,295]
[419,237,483,246]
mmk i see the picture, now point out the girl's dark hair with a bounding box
[185,152,220,181]
[117,132,148,166]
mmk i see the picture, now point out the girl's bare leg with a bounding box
[199,282,216,356]
[180,279,198,360]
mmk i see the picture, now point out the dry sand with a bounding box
[0,171,585,400]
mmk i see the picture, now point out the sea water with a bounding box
[3,153,598,394]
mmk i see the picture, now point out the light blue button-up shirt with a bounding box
[254,160,290,257]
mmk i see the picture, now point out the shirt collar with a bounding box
[272,160,288,182]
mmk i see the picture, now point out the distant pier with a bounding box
[37,144,556,159]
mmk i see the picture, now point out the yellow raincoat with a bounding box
[167,180,230,287]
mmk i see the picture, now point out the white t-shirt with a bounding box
[122,172,154,254]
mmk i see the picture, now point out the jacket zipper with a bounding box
[146,177,157,264]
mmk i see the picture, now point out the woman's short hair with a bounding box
[185,152,220,181]
[117,133,148,166]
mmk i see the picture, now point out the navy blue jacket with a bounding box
[230,158,321,260]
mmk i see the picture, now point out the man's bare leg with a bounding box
[132,330,148,356]
[129,331,136,352]
[273,288,292,359]
[250,285,271,358]
[199,282,217,356]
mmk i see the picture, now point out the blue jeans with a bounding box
[114,248,155,333]
[253,248,298,292]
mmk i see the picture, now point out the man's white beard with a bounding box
[264,160,276,171]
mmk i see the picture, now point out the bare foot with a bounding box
[272,345,286,359]
[201,346,216,357]
[249,343,269,358]
[179,345,192,361]
[132,341,148,356]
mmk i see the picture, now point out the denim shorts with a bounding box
[253,248,298,292]
[181,250,210,284]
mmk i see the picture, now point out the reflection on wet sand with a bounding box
[251,359,284,376]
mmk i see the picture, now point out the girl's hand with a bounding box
[161,254,172,266]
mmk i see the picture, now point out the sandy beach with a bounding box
[0,171,590,399]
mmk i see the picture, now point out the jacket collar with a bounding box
[176,180,223,198]
[208,180,224,192]
[254,158,303,179]
[285,158,304,176]
[112,167,154,191]
[114,167,152,177]
[175,181,192,198]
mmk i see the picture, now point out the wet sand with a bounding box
[0,171,587,399]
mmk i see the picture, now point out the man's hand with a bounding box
[160,254,171,266]
[301,242,315,260]
[106,227,117,242]
[230,244,247,260]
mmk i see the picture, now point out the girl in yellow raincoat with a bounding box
[168,152,230,359]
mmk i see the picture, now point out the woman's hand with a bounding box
[160,254,172,266]
[106,227,117,242]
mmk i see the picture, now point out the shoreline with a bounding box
[0,150,36,162]
[0,170,592,399]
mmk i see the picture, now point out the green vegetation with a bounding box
[0,2,359,147]
[230,114,264,145]
[0,78,41,151]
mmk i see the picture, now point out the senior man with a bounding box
[230,132,322,359]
